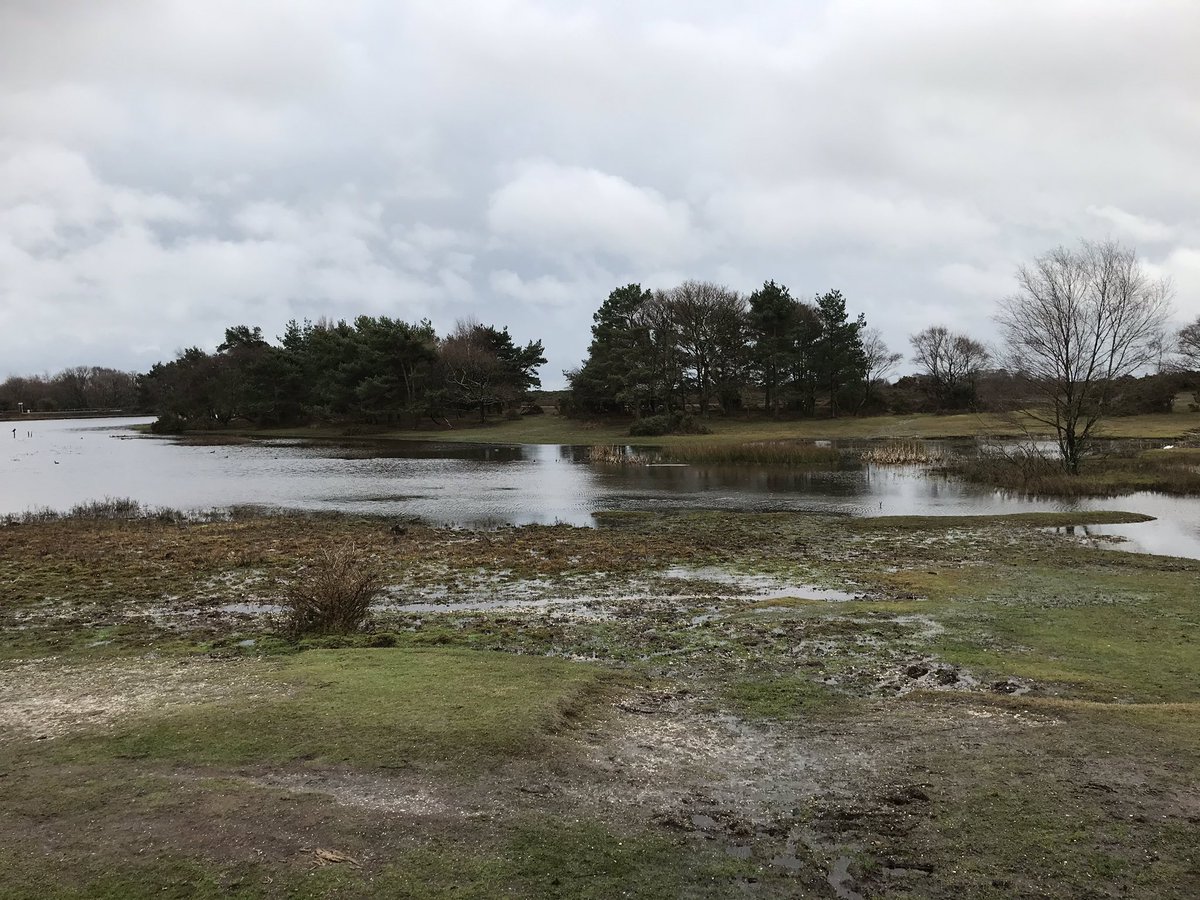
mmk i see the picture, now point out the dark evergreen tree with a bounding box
[812,290,867,417]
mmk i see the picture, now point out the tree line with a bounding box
[140,316,545,431]
[3,239,1197,473]
[567,241,1200,472]
[565,280,902,423]
[565,279,1013,423]
[0,367,140,414]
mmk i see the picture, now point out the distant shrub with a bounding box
[628,413,711,437]
[283,544,383,638]
[150,414,188,434]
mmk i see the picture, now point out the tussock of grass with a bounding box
[585,445,652,466]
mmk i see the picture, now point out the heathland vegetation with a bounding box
[3,501,1199,897]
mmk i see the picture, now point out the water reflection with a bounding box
[2,417,1198,559]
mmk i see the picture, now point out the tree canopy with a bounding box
[140,316,545,431]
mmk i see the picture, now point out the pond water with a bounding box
[3,416,1199,559]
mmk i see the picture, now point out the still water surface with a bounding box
[3,416,1199,559]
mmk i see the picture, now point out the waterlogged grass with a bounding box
[932,568,1200,702]
[847,509,1156,531]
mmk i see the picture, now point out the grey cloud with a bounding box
[2,0,1199,385]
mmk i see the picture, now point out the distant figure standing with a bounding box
[10,428,14,438]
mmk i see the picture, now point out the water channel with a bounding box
[3,416,1199,559]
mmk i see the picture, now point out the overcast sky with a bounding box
[2,0,1198,386]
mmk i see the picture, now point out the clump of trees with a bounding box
[0,367,141,413]
[908,326,990,410]
[141,316,545,431]
[1178,317,1200,371]
[567,280,885,422]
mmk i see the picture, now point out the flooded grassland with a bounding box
[2,505,1198,898]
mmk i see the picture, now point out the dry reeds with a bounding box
[4,497,187,525]
[587,445,653,466]
[660,441,842,467]
[860,441,944,466]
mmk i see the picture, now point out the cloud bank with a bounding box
[2,0,1198,384]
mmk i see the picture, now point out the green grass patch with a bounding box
[369,819,747,899]
[933,568,1199,702]
[216,409,1200,446]
[53,648,622,770]
[721,674,849,721]
[0,816,749,900]
[849,510,1155,531]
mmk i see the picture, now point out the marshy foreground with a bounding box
[1,505,1197,898]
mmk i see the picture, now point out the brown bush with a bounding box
[283,544,383,638]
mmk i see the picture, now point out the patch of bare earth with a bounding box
[0,656,286,741]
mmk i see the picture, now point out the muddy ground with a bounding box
[1,508,1198,898]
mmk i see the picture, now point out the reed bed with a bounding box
[660,440,843,467]
[4,497,188,525]
[951,453,1200,497]
[860,441,944,466]
[586,445,655,466]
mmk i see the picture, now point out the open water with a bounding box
[2,416,1198,559]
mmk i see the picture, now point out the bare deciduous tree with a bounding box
[859,327,901,410]
[996,240,1172,472]
[909,325,990,410]
[659,281,746,416]
[1178,317,1200,371]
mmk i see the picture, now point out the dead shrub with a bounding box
[283,544,383,638]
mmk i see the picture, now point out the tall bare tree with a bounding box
[660,281,746,416]
[996,240,1172,472]
[859,327,901,410]
[909,325,990,409]
[1178,317,1200,371]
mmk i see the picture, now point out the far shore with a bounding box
[158,409,1200,447]
[0,409,147,422]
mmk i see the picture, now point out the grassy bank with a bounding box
[3,507,1199,897]
[951,445,1200,496]
[196,408,1200,446]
